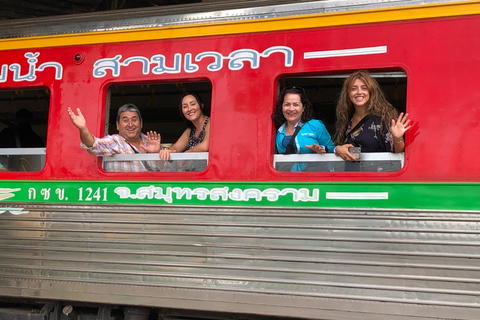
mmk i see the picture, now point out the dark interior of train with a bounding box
[0,88,49,146]
[106,81,213,143]
[0,71,407,150]
[105,71,407,145]
[281,71,407,134]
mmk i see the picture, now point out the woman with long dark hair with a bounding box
[272,86,335,171]
[159,91,210,161]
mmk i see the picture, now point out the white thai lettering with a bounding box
[4,52,63,82]
[93,46,295,78]
[114,186,319,203]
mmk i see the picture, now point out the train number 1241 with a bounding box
[78,187,108,201]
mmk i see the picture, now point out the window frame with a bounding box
[100,79,213,173]
[273,70,408,174]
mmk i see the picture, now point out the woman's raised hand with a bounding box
[391,112,411,141]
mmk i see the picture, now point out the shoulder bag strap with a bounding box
[125,141,154,172]
[285,121,304,154]
[347,115,370,137]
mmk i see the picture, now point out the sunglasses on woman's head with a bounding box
[284,86,305,94]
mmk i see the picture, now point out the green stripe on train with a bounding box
[0,181,478,211]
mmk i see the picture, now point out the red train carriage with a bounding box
[0,0,479,319]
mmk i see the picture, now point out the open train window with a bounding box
[0,88,48,172]
[274,71,407,172]
[103,81,212,172]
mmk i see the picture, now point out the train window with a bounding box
[0,88,48,172]
[274,71,407,172]
[103,81,212,172]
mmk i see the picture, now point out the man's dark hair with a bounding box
[116,103,142,122]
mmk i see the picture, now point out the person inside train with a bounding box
[0,108,45,171]
[271,86,335,171]
[0,109,45,148]
[68,103,161,172]
[158,91,210,161]
[332,70,411,162]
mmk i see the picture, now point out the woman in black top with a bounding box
[159,91,210,161]
[333,70,411,161]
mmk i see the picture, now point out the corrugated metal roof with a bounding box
[0,0,203,20]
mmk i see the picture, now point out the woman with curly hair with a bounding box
[271,86,335,171]
[333,70,411,161]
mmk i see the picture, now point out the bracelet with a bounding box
[394,139,403,144]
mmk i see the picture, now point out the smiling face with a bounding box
[282,93,304,125]
[181,94,203,122]
[116,111,142,142]
[349,78,370,108]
